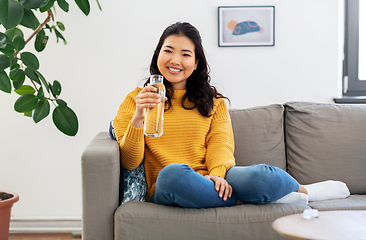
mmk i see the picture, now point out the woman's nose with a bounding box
[170,54,181,65]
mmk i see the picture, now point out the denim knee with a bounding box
[155,164,190,192]
[227,164,268,182]
[226,164,298,203]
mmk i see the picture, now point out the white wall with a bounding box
[0,0,343,222]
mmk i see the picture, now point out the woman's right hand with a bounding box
[205,175,233,201]
[131,86,163,129]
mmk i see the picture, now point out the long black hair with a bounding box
[146,22,228,117]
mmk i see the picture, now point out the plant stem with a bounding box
[14,10,53,56]
[29,79,55,101]
[25,10,53,45]
[29,79,39,92]
[96,0,102,11]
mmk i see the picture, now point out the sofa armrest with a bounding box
[81,132,120,240]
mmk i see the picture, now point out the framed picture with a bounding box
[218,6,275,47]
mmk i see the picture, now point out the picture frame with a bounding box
[218,6,275,47]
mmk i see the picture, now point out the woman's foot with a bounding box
[273,192,309,204]
[303,180,350,202]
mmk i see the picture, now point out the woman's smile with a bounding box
[168,67,182,74]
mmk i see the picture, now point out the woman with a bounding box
[114,22,350,208]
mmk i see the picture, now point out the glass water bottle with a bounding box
[144,75,165,137]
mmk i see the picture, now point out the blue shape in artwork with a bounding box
[232,21,260,35]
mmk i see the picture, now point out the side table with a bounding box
[272,210,366,240]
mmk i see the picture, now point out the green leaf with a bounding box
[45,24,53,33]
[57,0,69,12]
[21,52,39,70]
[33,99,50,123]
[75,0,90,16]
[37,86,45,101]
[53,106,78,136]
[20,8,40,30]
[35,29,48,52]
[56,98,67,107]
[54,29,67,44]
[0,0,24,30]
[19,0,48,9]
[0,54,11,71]
[48,82,54,96]
[14,84,35,95]
[10,55,17,67]
[12,75,25,89]
[52,80,61,96]
[0,70,11,93]
[9,64,25,89]
[5,28,24,40]
[13,35,25,51]
[40,0,56,12]
[25,67,41,85]
[9,64,20,79]
[14,94,38,113]
[24,111,32,117]
[0,32,12,46]
[35,70,50,93]
[9,64,25,81]
[0,43,14,56]
[56,21,65,31]
[0,32,14,56]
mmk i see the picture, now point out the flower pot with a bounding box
[0,191,19,240]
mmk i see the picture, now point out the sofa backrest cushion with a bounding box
[285,102,366,194]
[229,104,286,170]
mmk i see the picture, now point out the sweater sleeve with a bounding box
[205,98,235,178]
[114,88,145,170]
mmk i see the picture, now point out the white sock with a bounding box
[273,192,309,204]
[303,180,350,202]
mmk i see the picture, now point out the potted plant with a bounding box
[0,191,19,240]
[0,0,100,237]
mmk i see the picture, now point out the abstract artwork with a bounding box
[218,6,275,47]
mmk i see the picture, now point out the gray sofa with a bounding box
[81,102,366,240]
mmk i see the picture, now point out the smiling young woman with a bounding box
[113,22,350,209]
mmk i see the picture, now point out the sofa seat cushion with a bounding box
[229,104,286,170]
[308,195,366,211]
[285,102,366,194]
[114,201,310,240]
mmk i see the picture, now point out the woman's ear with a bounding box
[194,60,199,70]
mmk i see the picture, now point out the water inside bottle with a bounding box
[144,83,165,137]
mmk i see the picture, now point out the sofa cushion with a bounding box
[285,102,366,194]
[229,104,286,170]
[308,195,366,211]
[115,201,309,240]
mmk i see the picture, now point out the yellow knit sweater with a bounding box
[114,88,235,201]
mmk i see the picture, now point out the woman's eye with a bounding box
[183,54,191,57]
[164,49,172,53]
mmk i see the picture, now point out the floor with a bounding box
[8,233,81,240]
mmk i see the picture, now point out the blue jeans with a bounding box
[150,163,299,208]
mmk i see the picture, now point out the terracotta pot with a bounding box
[0,191,19,240]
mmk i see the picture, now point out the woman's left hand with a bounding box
[205,175,233,201]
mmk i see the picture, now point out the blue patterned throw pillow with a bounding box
[109,120,147,204]
[121,161,147,204]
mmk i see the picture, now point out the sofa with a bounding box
[81,102,366,240]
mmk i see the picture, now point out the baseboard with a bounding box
[9,217,81,235]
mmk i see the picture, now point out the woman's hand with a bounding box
[205,175,233,201]
[131,86,165,129]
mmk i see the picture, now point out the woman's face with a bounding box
[157,35,198,90]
